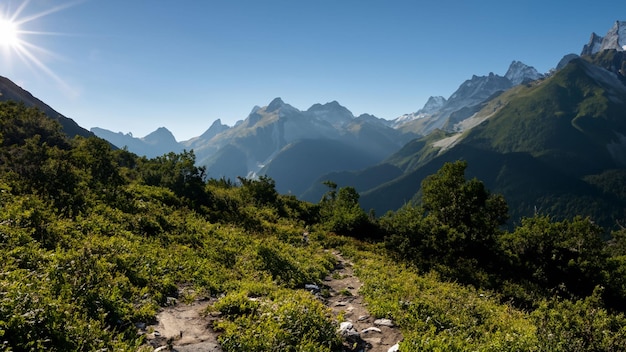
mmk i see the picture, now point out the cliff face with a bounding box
[581,21,626,55]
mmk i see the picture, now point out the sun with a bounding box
[0,18,20,47]
[0,1,81,95]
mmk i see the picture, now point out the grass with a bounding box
[334,240,540,351]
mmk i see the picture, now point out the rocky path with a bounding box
[140,251,402,351]
[141,299,222,352]
[324,252,403,352]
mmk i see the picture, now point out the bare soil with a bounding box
[142,299,222,352]
[141,251,402,352]
[324,252,403,352]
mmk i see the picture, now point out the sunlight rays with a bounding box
[0,0,82,95]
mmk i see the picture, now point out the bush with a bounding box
[216,289,341,352]
[532,287,626,351]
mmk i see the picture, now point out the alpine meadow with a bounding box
[2,9,626,352]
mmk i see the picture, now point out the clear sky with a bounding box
[1,0,624,141]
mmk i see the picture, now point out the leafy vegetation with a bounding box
[2,100,626,350]
[0,102,337,350]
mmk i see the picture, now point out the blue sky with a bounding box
[1,0,624,140]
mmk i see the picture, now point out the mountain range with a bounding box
[3,20,626,229]
[93,97,422,195]
[306,28,626,229]
[90,59,544,197]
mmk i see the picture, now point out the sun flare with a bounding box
[0,18,20,47]
[0,1,81,95]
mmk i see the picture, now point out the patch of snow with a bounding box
[391,112,431,127]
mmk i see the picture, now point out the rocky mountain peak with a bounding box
[581,21,626,56]
[448,73,511,103]
[601,21,626,50]
[308,100,349,112]
[198,119,230,141]
[306,100,354,127]
[505,61,544,85]
[582,32,604,56]
[266,97,286,112]
[143,127,177,145]
[418,96,447,115]
[264,97,299,117]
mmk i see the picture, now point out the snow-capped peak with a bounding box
[390,96,446,128]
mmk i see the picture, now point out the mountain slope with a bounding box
[395,61,543,136]
[0,75,93,139]
[356,51,626,229]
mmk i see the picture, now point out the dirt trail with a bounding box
[324,251,403,352]
[141,251,402,351]
[142,299,222,352]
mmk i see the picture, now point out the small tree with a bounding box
[421,160,508,261]
[319,182,369,236]
[383,161,509,279]
[237,175,279,207]
[138,150,209,208]
[501,215,607,299]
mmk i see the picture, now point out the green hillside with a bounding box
[3,100,626,351]
[358,52,626,229]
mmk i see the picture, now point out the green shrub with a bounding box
[532,287,626,351]
[216,289,341,352]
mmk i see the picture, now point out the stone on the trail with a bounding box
[374,318,394,327]
[361,327,382,334]
[357,315,369,321]
[335,301,349,307]
[305,284,320,293]
[339,321,353,332]
[388,343,400,352]
[339,321,354,335]
[166,297,178,306]
[338,321,360,343]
